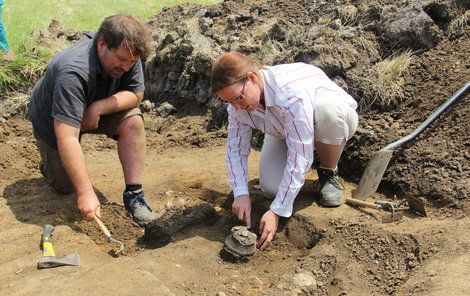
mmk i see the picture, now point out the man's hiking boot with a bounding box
[313,167,344,207]
[123,189,156,226]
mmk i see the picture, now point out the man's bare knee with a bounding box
[117,115,144,136]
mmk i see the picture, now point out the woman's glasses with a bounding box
[226,79,247,105]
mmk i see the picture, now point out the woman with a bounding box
[211,52,358,250]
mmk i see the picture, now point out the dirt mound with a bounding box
[143,0,469,205]
[75,202,144,256]
[345,36,470,204]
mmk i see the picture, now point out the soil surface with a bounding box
[1,115,469,295]
[1,0,469,295]
[345,35,470,204]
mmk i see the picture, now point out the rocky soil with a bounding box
[143,0,469,205]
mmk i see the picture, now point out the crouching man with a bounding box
[28,14,155,226]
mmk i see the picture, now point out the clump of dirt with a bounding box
[144,197,219,247]
[32,19,84,47]
[222,226,258,258]
[279,218,439,295]
[327,220,437,294]
[75,202,144,256]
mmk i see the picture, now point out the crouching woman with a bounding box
[211,52,359,250]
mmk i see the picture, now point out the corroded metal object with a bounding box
[223,226,257,257]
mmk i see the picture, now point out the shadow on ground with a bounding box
[3,176,323,260]
[3,178,109,232]
[139,178,321,253]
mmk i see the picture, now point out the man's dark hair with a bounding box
[95,14,151,61]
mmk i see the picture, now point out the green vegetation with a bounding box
[358,51,413,111]
[3,0,219,54]
[0,0,220,96]
[375,51,412,87]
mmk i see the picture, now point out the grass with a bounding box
[258,38,285,64]
[336,6,358,26]
[357,51,413,111]
[375,51,412,87]
[3,0,220,54]
[0,0,220,101]
[448,10,470,38]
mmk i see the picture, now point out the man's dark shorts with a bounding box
[34,108,142,194]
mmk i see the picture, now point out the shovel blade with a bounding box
[352,150,393,201]
[406,195,427,217]
[37,252,80,269]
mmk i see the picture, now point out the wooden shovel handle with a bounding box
[345,198,380,210]
[93,216,112,238]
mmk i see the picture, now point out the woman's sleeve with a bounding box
[226,106,253,197]
[270,90,315,217]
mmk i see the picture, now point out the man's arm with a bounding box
[81,91,143,131]
[54,119,101,219]
[98,90,144,114]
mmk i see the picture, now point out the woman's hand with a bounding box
[232,194,252,228]
[257,210,279,250]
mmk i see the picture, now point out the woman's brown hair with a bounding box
[211,52,263,93]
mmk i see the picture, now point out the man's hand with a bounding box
[77,190,101,220]
[81,101,103,131]
[54,120,99,220]
[232,194,252,228]
[257,210,279,250]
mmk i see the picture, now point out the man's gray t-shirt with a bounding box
[28,32,145,149]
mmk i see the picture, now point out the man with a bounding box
[28,14,156,226]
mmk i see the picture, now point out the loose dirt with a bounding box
[1,113,469,295]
